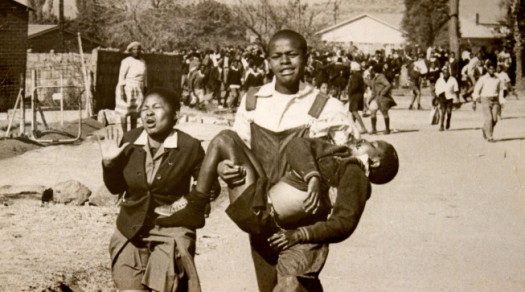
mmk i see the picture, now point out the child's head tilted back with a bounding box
[348,139,399,184]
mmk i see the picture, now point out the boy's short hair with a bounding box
[268,29,308,56]
[368,140,399,184]
[144,87,180,113]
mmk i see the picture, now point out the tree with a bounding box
[402,0,450,48]
[497,0,524,91]
[449,0,460,57]
[234,0,327,53]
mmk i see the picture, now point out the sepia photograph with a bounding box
[0,0,524,291]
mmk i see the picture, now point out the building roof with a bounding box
[28,24,59,38]
[28,24,105,46]
[460,17,498,39]
[10,0,34,9]
[317,13,404,35]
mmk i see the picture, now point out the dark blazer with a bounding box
[103,127,205,239]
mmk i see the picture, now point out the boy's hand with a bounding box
[217,160,246,187]
[268,230,302,251]
[304,176,320,214]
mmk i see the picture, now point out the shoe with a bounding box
[408,104,414,110]
[154,197,188,217]
[360,129,369,135]
[439,127,444,131]
[384,129,391,135]
[482,129,487,140]
[155,190,209,229]
[487,138,495,143]
[417,105,424,110]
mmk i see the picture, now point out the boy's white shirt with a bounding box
[232,79,355,147]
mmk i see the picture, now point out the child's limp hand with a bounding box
[304,176,320,214]
[217,160,246,187]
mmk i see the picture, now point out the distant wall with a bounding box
[93,49,182,113]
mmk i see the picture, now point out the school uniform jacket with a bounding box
[103,127,205,240]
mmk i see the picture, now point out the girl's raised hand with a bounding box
[97,126,129,167]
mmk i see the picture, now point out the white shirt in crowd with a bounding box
[414,59,428,75]
[473,73,503,100]
[233,79,354,147]
[435,75,459,100]
[496,71,511,90]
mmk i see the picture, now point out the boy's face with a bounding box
[319,83,328,94]
[349,139,389,166]
[268,37,305,90]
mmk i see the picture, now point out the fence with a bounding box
[93,49,183,113]
[26,53,89,110]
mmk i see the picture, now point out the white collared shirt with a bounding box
[435,76,459,100]
[473,73,503,100]
[134,129,178,184]
[233,79,353,146]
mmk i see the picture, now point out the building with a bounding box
[459,14,502,50]
[0,0,32,111]
[316,13,405,55]
[28,24,104,53]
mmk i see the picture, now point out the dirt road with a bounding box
[1,96,524,291]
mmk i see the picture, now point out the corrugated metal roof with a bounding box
[28,24,58,38]
[317,13,403,35]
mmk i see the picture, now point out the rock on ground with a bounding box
[52,180,91,206]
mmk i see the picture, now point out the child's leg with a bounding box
[195,129,264,203]
[155,130,267,231]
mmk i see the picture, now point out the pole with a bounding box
[449,0,460,58]
[60,73,64,126]
[20,73,26,135]
[31,69,36,135]
[59,0,65,52]
[77,32,92,117]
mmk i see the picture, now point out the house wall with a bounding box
[320,16,405,54]
[0,0,28,112]
[29,30,101,53]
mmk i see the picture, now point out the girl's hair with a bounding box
[143,87,180,112]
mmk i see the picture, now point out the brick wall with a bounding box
[0,0,29,112]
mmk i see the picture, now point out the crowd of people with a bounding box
[105,31,514,291]
[171,42,514,137]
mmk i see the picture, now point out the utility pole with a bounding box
[449,0,460,57]
[59,0,65,52]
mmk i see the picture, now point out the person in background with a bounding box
[369,64,396,135]
[408,53,427,110]
[435,68,459,131]
[473,62,503,142]
[496,65,511,119]
[115,41,148,132]
[348,62,368,134]
[226,58,244,110]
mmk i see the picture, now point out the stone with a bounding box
[89,185,117,207]
[52,180,91,205]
